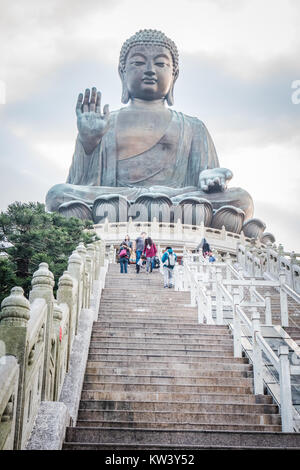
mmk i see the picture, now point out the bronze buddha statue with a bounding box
[46,29,269,238]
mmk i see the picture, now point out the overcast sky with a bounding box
[0,0,299,251]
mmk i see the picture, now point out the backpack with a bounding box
[153,256,160,269]
[119,248,127,258]
[167,253,176,267]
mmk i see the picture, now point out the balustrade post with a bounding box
[183,263,189,291]
[197,286,204,324]
[98,240,105,267]
[238,266,244,300]
[233,286,242,357]
[86,244,96,282]
[85,254,93,309]
[57,271,74,371]
[251,310,264,395]
[278,345,294,432]
[225,253,232,294]
[290,252,297,291]
[216,266,223,325]
[52,302,63,401]
[67,251,83,335]
[206,289,213,325]
[0,287,30,449]
[211,265,217,296]
[266,243,272,274]
[77,243,87,308]
[190,269,196,307]
[279,271,289,327]
[93,241,100,279]
[108,244,115,264]
[29,263,54,401]
[264,291,272,325]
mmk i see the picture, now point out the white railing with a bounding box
[0,239,106,449]
[94,217,253,253]
[175,253,300,432]
[237,242,300,294]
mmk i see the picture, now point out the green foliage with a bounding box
[0,258,18,302]
[0,201,98,304]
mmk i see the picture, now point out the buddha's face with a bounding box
[124,44,174,101]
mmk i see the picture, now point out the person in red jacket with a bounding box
[142,237,157,273]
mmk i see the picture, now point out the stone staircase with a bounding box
[63,263,300,450]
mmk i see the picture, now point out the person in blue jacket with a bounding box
[161,246,177,288]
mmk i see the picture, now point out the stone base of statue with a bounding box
[46,184,273,241]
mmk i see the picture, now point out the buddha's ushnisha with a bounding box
[46,29,255,229]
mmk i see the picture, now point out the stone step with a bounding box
[88,346,234,356]
[76,420,282,431]
[99,303,195,310]
[92,325,232,335]
[90,331,233,340]
[83,374,251,387]
[94,320,211,329]
[101,292,191,299]
[89,337,234,346]
[86,359,252,371]
[97,311,198,328]
[85,366,253,378]
[87,353,247,363]
[62,441,299,450]
[89,342,234,352]
[79,390,273,404]
[82,382,253,394]
[78,400,278,414]
[65,427,295,447]
[75,409,281,425]
[98,310,198,317]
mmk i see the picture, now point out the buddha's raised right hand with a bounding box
[76,87,110,154]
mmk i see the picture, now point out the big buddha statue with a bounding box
[46,29,270,238]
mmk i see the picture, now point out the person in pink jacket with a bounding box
[142,237,157,273]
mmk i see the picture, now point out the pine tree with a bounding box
[0,201,98,304]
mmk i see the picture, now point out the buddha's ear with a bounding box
[119,65,130,104]
[166,70,179,107]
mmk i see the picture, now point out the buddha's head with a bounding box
[119,29,179,106]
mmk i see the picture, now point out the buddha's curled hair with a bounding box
[119,29,179,75]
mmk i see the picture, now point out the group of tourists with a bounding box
[118,232,177,288]
[118,234,215,287]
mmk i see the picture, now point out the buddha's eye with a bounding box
[155,62,166,67]
[133,61,145,66]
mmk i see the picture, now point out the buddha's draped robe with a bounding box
[46,109,253,218]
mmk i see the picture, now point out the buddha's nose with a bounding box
[144,62,155,76]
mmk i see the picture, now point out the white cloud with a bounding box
[2,0,300,101]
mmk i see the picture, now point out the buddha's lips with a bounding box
[142,78,157,84]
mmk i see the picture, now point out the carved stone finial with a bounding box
[31,262,54,290]
[0,287,30,326]
[76,243,87,258]
[58,271,73,290]
[86,244,96,256]
[68,250,82,266]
